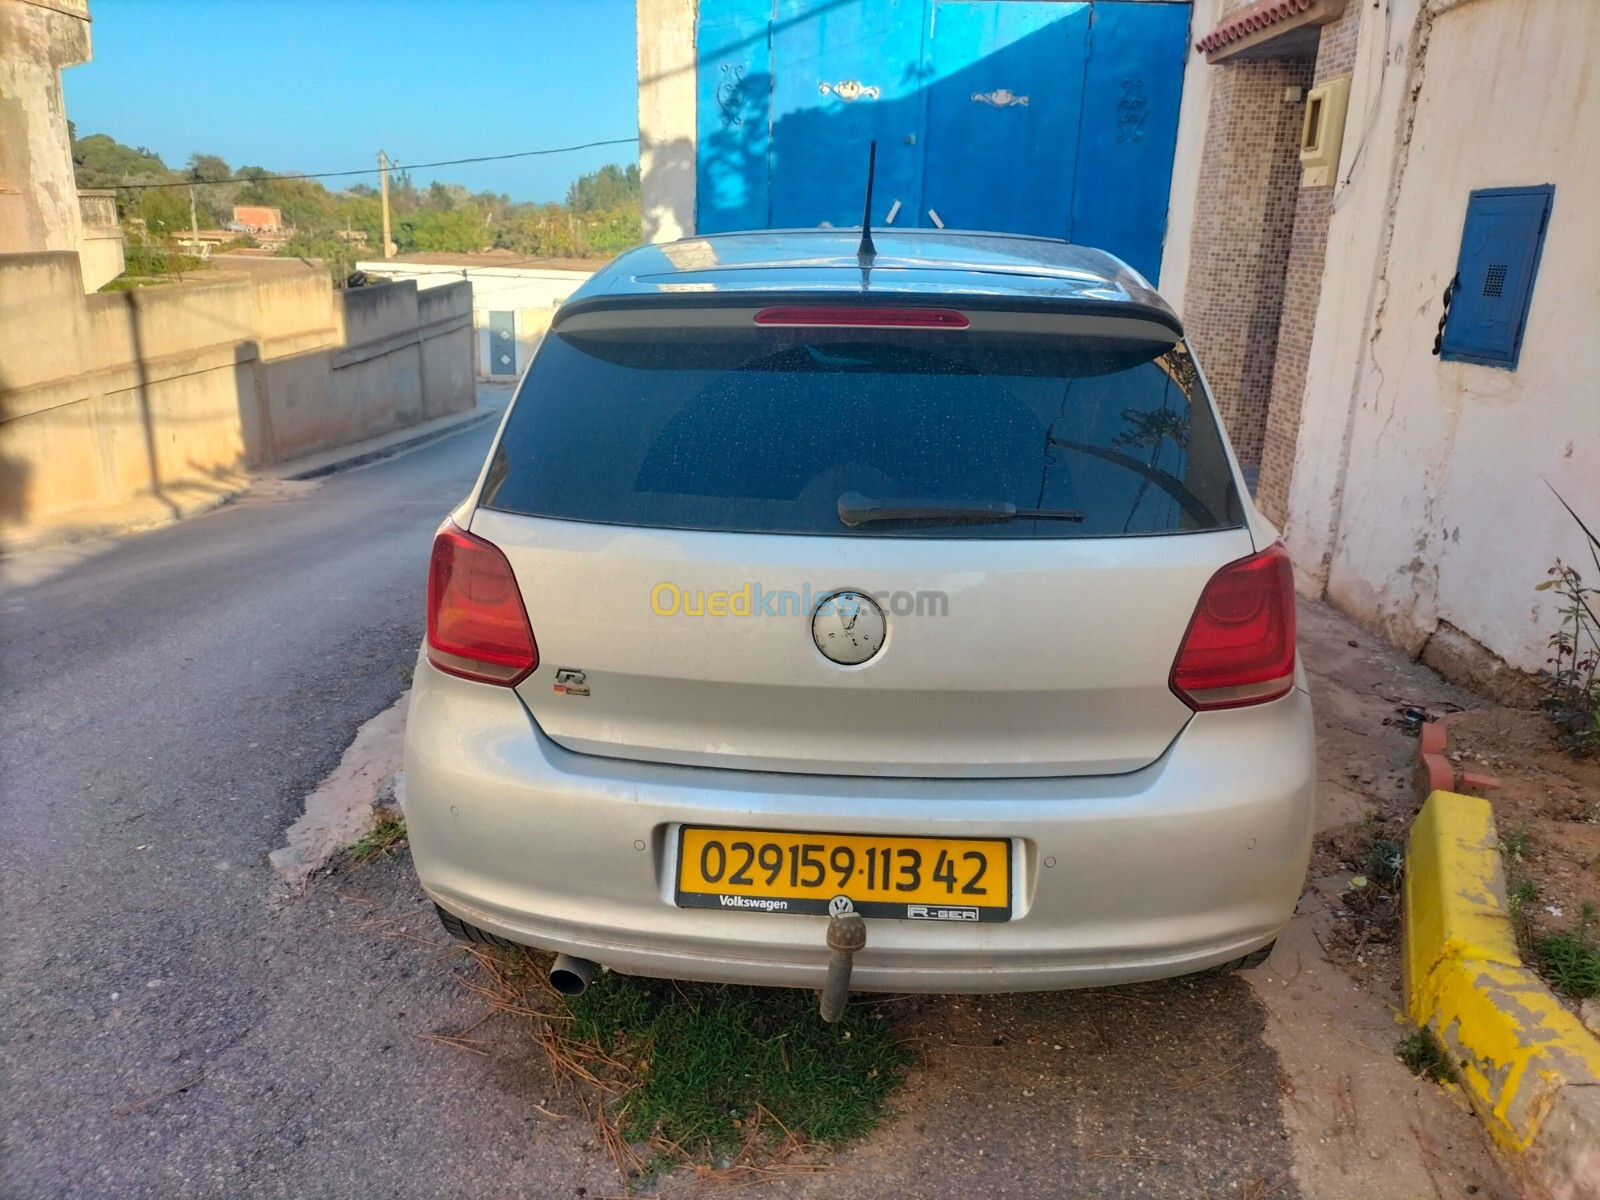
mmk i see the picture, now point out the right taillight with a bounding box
[426,520,538,686]
[1170,542,1297,711]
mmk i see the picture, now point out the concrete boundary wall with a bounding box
[0,252,474,534]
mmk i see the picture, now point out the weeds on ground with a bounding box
[1362,837,1405,887]
[347,815,407,864]
[1536,489,1600,756]
[1501,823,1538,956]
[1396,1029,1455,1084]
[1536,902,1600,1000]
[451,946,910,1186]
[1329,831,1405,967]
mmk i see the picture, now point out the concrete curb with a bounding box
[1403,790,1600,1198]
[274,405,498,481]
[0,487,242,557]
[0,406,497,557]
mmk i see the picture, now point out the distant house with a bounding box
[231,205,283,234]
[354,250,602,379]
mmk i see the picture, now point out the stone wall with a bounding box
[0,253,474,535]
[0,0,91,263]
[1180,55,1314,467]
[1254,0,1363,523]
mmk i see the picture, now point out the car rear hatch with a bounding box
[464,293,1256,779]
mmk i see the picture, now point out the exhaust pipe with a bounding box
[548,953,598,997]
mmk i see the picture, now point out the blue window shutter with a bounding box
[1439,185,1554,369]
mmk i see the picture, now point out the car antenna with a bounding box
[857,141,877,262]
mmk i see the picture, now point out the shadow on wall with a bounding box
[118,289,176,518]
[0,373,30,526]
[689,4,1189,280]
[641,135,698,244]
[0,253,476,538]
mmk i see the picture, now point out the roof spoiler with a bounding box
[553,293,1184,342]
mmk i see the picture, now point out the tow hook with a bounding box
[820,909,867,1023]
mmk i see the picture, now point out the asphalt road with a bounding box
[0,418,623,1198]
[0,410,1503,1199]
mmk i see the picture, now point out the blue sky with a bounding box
[63,0,640,203]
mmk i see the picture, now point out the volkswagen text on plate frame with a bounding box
[404,229,1316,994]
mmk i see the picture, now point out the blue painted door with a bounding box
[1069,2,1192,279]
[696,0,773,232]
[920,2,1090,238]
[694,0,1192,278]
[767,0,927,229]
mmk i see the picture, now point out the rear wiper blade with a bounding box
[837,491,1084,527]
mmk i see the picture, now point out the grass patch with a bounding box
[1396,1029,1455,1084]
[571,973,910,1161]
[451,947,911,1186]
[1536,902,1600,1000]
[347,815,407,864]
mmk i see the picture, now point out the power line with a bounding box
[114,137,638,191]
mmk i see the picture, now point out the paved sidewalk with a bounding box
[0,382,513,557]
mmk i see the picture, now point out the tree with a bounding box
[185,153,232,183]
[566,162,640,213]
[399,208,487,254]
[72,131,171,190]
[129,186,191,236]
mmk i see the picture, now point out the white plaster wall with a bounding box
[1155,0,1218,315]
[354,262,593,310]
[356,262,595,378]
[637,0,698,243]
[1290,0,1600,673]
[1283,0,1418,591]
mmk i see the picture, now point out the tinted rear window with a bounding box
[481,324,1242,538]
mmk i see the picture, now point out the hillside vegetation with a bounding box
[72,126,640,280]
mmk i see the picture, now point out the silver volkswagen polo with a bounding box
[404,228,1314,1001]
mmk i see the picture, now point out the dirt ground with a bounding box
[307,598,1522,1200]
[1239,602,1515,1200]
[1446,706,1600,950]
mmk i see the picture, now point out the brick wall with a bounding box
[1255,1,1364,523]
[1181,57,1314,467]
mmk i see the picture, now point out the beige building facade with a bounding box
[0,0,121,288]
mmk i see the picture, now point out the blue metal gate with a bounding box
[695,0,1191,280]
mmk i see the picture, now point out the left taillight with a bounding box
[426,520,538,685]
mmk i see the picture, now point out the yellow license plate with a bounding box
[676,827,1012,922]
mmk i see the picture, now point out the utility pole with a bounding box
[189,185,200,250]
[379,150,393,258]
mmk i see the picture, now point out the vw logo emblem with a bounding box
[811,590,886,665]
[828,895,856,917]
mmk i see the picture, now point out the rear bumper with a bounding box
[403,661,1315,993]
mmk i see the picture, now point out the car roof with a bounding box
[557,228,1182,335]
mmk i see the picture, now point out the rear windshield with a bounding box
[480,323,1243,539]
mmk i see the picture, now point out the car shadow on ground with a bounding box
[316,852,1295,1200]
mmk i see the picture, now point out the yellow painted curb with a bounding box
[1404,790,1600,1195]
